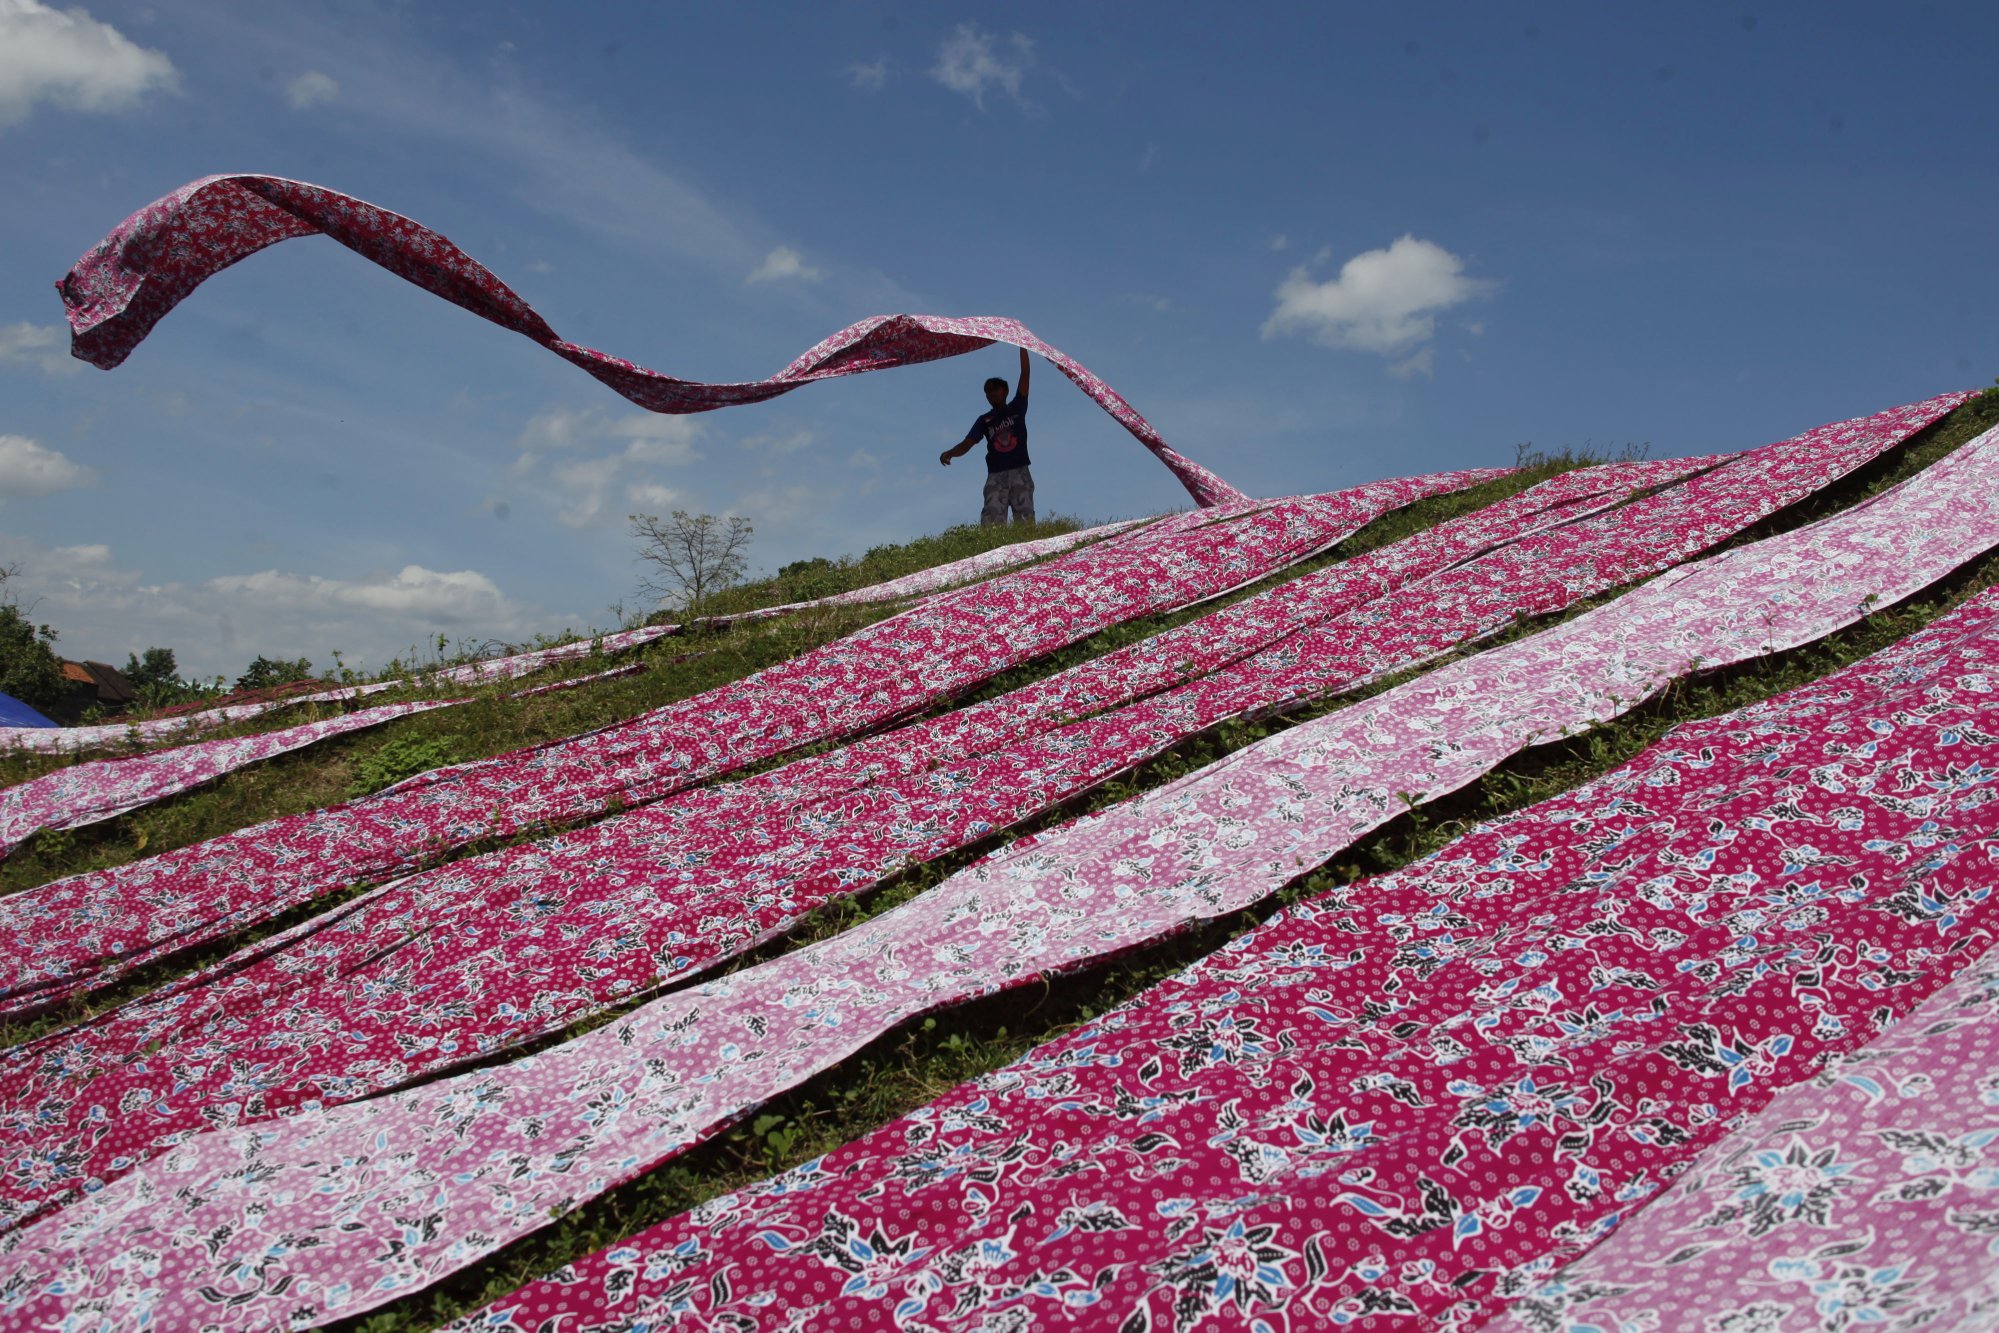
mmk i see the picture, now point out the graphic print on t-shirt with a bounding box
[972,399,1031,473]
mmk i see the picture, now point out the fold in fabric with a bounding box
[0,518,1146,754]
[0,390,1965,1227]
[0,461,1666,1223]
[8,424,1994,1329]
[1488,953,1999,1332]
[59,175,1244,506]
[0,698,457,859]
[0,480,1481,1017]
[461,560,1999,1333]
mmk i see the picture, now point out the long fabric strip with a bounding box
[0,461,1674,1225]
[0,698,457,859]
[1487,952,1999,1332]
[0,481,1473,1017]
[0,393,1959,1224]
[461,553,1999,1333]
[0,519,1145,754]
[8,424,1993,1329]
[0,661,660,863]
[59,175,1245,507]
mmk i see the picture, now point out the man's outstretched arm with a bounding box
[1015,347,1030,404]
[939,429,978,467]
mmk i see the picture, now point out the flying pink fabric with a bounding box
[59,175,1244,507]
[455,545,1999,1333]
[0,482,1470,1019]
[4,423,1992,1327]
[0,461,1662,1221]
[1487,953,1999,1332]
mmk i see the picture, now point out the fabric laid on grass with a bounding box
[0,390,1963,1224]
[433,518,1148,685]
[0,462,1673,1225]
[9,425,1993,1329]
[0,480,1476,1020]
[0,663,664,862]
[458,574,1999,1333]
[1488,953,1999,1333]
[0,698,459,860]
[61,175,1244,507]
[0,520,1146,755]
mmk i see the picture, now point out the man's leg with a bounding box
[980,472,1008,526]
[1009,467,1035,523]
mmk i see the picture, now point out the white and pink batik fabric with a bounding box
[60,175,1244,506]
[3,423,1993,1329]
[0,697,457,859]
[0,461,1660,1225]
[0,479,1474,1019]
[0,396,1966,1233]
[1489,955,1999,1331]
[449,571,1999,1333]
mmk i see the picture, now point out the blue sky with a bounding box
[2,1,1995,679]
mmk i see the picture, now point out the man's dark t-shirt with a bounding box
[969,398,1030,473]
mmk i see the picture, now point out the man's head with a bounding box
[983,376,1009,408]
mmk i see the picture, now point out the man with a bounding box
[939,347,1034,524]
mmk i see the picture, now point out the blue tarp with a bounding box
[0,692,56,728]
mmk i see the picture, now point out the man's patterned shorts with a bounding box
[981,467,1035,525]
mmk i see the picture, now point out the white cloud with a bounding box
[510,407,703,529]
[0,0,178,131]
[0,537,555,678]
[746,245,822,285]
[846,56,889,91]
[930,24,1032,108]
[0,321,81,375]
[285,69,338,108]
[209,564,514,622]
[0,435,95,500]
[1269,233,1290,252]
[1387,348,1436,379]
[1261,235,1494,361]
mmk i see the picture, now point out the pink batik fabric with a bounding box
[0,461,1668,1224]
[0,481,1471,1019]
[6,426,1993,1329]
[1487,954,1999,1332]
[0,392,1965,1227]
[455,580,1999,1333]
[0,698,458,859]
[60,176,1243,507]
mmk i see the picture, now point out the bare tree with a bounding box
[630,510,755,613]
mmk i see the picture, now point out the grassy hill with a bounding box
[7,386,1999,1331]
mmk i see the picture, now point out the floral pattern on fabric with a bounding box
[0,398,1970,1233]
[4,428,1995,1329]
[1488,960,1999,1331]
[0,697,457,858]
[453,580,1999,1333]
[61,176,1244,506]
[0,481,1472,1018]
[0,461,1662,1225]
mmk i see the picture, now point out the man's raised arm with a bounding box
[1014,346,1030,404]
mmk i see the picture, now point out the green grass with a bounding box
[6,386,1998,1331]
